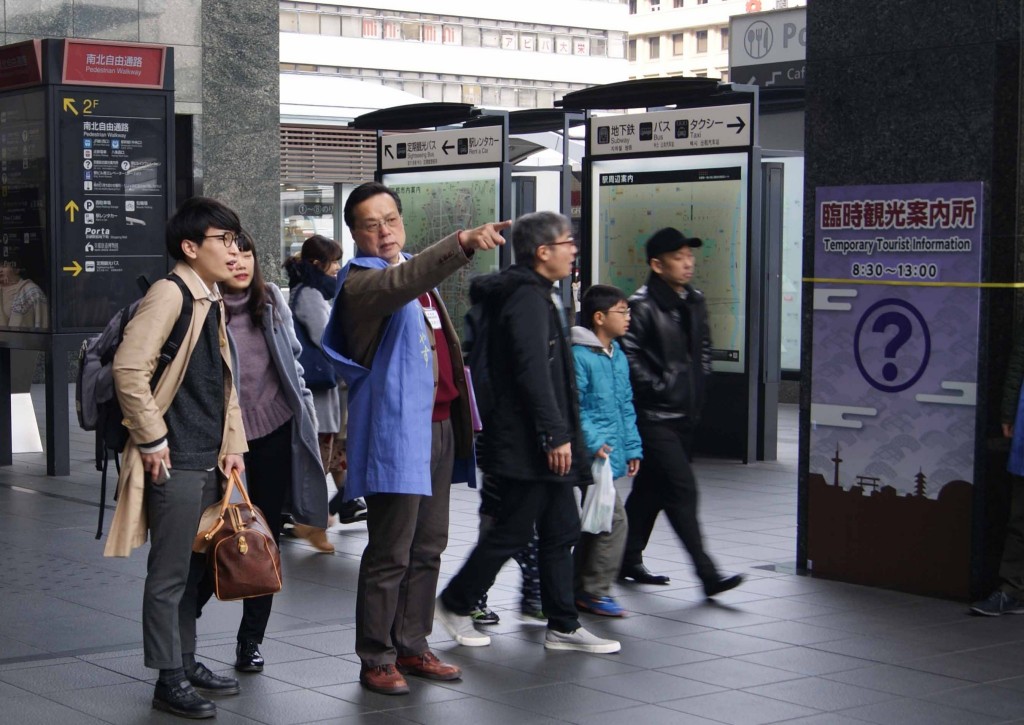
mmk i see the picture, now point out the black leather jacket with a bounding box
[620,272,712,422]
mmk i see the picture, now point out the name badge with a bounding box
[424,307,442,330]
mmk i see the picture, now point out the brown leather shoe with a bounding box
[396,651,462,681]
[359,663,409,695]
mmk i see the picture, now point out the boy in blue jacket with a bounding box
[571,284,643,617]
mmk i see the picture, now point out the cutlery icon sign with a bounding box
[744,21,773,59]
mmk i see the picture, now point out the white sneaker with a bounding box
[544,627,620,654]
[435,596,491,647]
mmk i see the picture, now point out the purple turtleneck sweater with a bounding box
[223,290,292,441]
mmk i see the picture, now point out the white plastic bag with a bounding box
[580,457,616,534]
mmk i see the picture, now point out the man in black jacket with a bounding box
[618,227,743,598]
[436,211,620,654]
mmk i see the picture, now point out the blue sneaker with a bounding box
[576,593,625,618]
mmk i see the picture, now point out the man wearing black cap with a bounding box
[617,227,743,597]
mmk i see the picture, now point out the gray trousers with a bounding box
[574,489,628,597]
[355,419,453,666]
[143,468,220,670]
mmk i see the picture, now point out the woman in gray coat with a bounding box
[219,234,328,672]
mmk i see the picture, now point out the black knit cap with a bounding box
[645,227,703,261]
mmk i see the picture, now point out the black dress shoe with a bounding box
[152,680,216,719]
[704,574,744,597]
[619,564,671,585]
[187,661,240,696]
[235,640,265,673]
[336,498,368,524]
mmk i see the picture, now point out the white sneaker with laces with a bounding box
[435,597,491,647]
[544,627,621,653]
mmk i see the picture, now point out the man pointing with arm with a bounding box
[323,181,508,695]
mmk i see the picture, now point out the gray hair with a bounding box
[511,211,571,266]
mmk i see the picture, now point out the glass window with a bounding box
[461,26,480,46]
[696,29,707,53]
[500,87,516,107]
[672,32,684,55]
[297,12,319,33]
[482,85,500,106]
[518,88,537,108]
[383,20,401,40]
[608,31,625,58]
[482,28,501,47]
[279,10,298,32]
[648,36,660,60]
[627,38,636,61]
[556,36,572,54]
[720,27,729,50]
[401,22,421,41]
[538,34,555,52]
[361,18,380,38]
[674,0,684,6]
[423,82,443,101]
[537,89,555,107]
[341,15,362,37]
[320,14,341,35]
[443,24,461,44]
[591,37,607,56]
[573,37,589,55]
[422,23,441,43]
[521,33,536,51]
[443,83,462,102]
[628,0,637,13]
[462,83,482,105]
[281,185,336,260]
[502,32,517,50]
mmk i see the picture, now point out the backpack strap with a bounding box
[152,273,193,388]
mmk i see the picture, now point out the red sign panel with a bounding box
[0,40,43,90]
[62,40,166,89]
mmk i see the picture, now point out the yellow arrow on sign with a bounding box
[64,200,79,222]
[63,261,83,277]
[63,98,78,116]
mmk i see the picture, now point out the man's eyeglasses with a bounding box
[356,214,403,235]
[202,231,240,248]
[543,236,576,247]
[607,308,631,317]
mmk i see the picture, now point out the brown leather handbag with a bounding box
[194,470,282,601]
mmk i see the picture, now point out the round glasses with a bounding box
[202,231,241,248]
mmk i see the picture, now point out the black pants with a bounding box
[623,418,718,585]
[237,421,291,643]
[442,476,581,633]
[196,422,291,643]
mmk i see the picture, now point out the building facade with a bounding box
[625,0,806,80]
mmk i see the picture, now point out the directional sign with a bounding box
[57,90,169,329]
[588,104,752,157]
[381,127,504,170]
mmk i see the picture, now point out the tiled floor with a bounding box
[2,390,1024,723]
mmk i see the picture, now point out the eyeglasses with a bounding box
[356,214,403,235]
[543,236,576,248]
[202,231,240,248]
[607,308,631,317]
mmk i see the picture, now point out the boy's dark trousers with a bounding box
[622,417,718,585]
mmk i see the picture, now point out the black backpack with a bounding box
[463,298,497,428]
[75,273,193,538]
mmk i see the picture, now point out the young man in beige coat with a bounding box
[105,197,248,720]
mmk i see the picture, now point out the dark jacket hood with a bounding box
[469,264,552,307]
